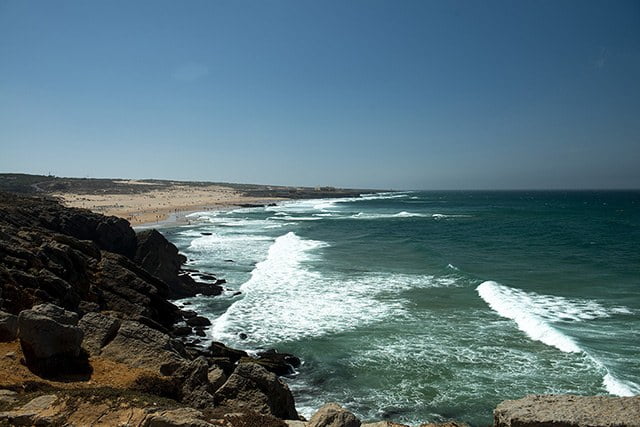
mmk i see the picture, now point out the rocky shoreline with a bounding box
[0,191,638,427]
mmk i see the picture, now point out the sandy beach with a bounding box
[53,182,286,226]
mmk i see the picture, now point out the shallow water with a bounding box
[162,191,640,426]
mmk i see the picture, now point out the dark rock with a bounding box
[173,325,193,337]
[209,341,248,363]
[494,394,640,427]
[78,312,121,356]
[17,304,88,376]
[214,362,298,420]
[194,328,206,337]
[239,333,248,340]
[232,291,242,297]
[308,403,361,427]
[246,349,302,376]
[181,310,198,319]
[200,232,212,236]
[197,273,217,281]
[186,316,211,327]
[224,260,235,263]
[0,311,18,342]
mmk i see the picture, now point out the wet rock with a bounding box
[209,341,248,363]
[186,316,211,327]
[255,349,301,375]
[173,325,193,337]
[308,403,361,427]
[494,394,640,427]
[214,362,298,420]
[17,303,88,376]
[238,333,248,340]
[78,312,121,356]
[0,311,18,341]
[363,423,410,427]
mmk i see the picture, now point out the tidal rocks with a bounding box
[494,394,640,427]
[214,362,298,420]
[17,303,87,375]
[308,403,361,427]
[186,316,211,327]
[0,311,18,341]
[209,341,249,363]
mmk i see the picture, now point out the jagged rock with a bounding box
[186,316,211,327]
[208,366,227,391]
[100,319,184,371]
[209,341,248,363]
[173,325,193,336]
[0,394,61,426]
[214,362,298,420]
[363,423,410,427]
[17,303,87,375]
[494,394,640,427]
[0,389,17,405]
[253,349,301,376]
[170,356,215,409]
[308,403,361,427]
[135,229,186,291]
[143,407,214,427]
[78,312,121,356]
[0,311,18,341]
[418,422,467,427]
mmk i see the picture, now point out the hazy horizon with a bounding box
[1,0,639,190]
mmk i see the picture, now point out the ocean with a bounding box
[161,191,640,426]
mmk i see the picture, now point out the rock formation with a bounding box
[494,394,640,427]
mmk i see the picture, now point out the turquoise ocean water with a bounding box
[162,191,640,426]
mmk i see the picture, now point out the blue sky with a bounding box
[1,0,639,189]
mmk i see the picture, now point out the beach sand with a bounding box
[53,183,285,226]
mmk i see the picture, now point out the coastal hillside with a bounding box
[0,191,638,427]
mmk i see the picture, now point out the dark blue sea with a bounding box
[162,191,640,426]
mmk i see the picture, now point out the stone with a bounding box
[0,311,18,341]
[494,394,640,427]
[308,403,361,427]
[0,394,61,426]
[78,312,121,355]
[17,304,86,375]
[100,319,184,371]
[186,316,211,327]
[0,389,17,405]
[171,357,215,409]
[143,407,214,427]
[214,362,298,420]
[209,341,248,363]
[207,366,227,391]
[364,423,411,427]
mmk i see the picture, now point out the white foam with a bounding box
[477,281,582,353]
[477,280,639,396]
[603,373,640,396]
[212,232,458,346]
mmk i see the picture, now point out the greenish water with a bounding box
[162,191,640,426]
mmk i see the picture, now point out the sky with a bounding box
[1,0,639,190]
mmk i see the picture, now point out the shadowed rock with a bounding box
[0,311,18,341]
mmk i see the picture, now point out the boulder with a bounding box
[186,316,211,327]
[171,356,215,409]
[494,394,640,427]
[17,304,87,375]
[364,423,410,427]
[78,312,121,356]
[214,362,298,420]
[100,319,184,371]
[209,341,248,363]
[0,311,18,341]
[308,403,361,427]
[207,366,227,391]
[254,349,302,376]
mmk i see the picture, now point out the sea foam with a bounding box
[476,280,638,396]
[212,232,458,346]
